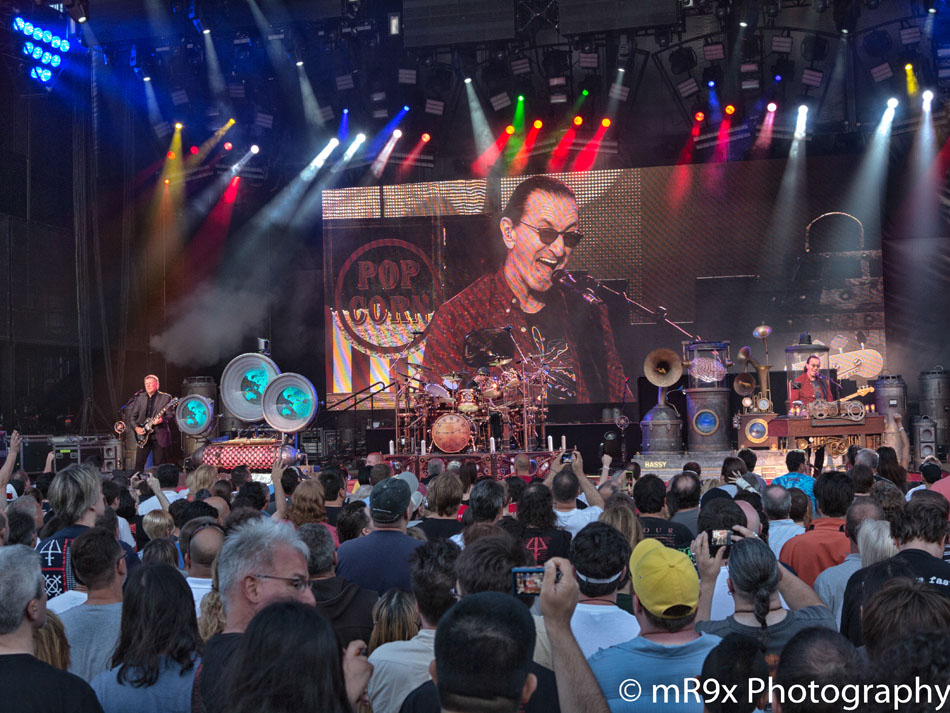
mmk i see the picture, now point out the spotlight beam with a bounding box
[465,78,494,156]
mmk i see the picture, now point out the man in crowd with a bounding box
[736,449,768,493]
[589,538,721,710]
[137,463,185,515]
[0,545,104,713]
[337,477,423,594]
[915,461,948,501]
[196,518,315,713]
[696,498,749,620]
[450,478,506,548]
[771,450,816,513]
[37,464,106,598]
[763,485,804,560]
[839,497,950,644]
[772,628,859,713]
[319,468,348,525]
[59,528,126,682]
[547,453,605,537]
[298,523,377,648]
[422,175,625,403]
[668,471,702,537]
[367,539,460,713]
[780,471,854,586]
[180,516,225,617]
[633,474,692,551]
[814,498,884,627]
[568,522,639,658]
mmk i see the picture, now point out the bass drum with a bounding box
[431,413,476,453]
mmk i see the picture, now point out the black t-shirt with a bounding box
[325,505,343,527]
[196,632,243,713]
[398,662,561,713]
[638,516,693,551]
[520,526,572,565]
[840,548,950,646]
[417,517,464,540]
[0,654,103,713]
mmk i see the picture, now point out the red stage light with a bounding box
[724,104,736,115]
[166,150,176,160]
[505,125,515,135]
[694,111,706,122]
[573,116,583,126]
[421,133,431,143]
[601,118,611,128]
[766,102,777,113]
[223,142,233,151]
[190,145,199,155]
[533,119,543,129]
[164,178,170,185]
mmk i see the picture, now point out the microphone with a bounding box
[503,326,513,331]
[552,270,604,306]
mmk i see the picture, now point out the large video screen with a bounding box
[323,156,882,409]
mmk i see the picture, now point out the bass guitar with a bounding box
[135,397,179,448]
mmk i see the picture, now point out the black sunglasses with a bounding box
[518,221,584,249]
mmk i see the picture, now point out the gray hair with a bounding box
[858,518,898,568]
[763,485,792,521]
[727,536,780,634]
[854,448,879,470]
[297,523,336,575]
[427,458,446,478]
[217,518,309,612]
[8,494,39,519]
[0,546,43,635]
[49,464,102,526]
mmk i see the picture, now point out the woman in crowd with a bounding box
[224,601,365,713]
[877,446,908,493]
[140,538,180,568]
[271,462,339,545]
[336,501,371,544]
[186,465,219,500]
[599,503,643,614]
[368,589,419,653]
[33,611,70,671]
[91,563,201,713]
[198,558,226,642]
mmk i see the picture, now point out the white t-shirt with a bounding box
[906,484,926,501]
[554,506,603,538]
[117,517,136,549]
[570,603,640,660]
[186,576,213,618]
[47,590,88,615]
[138,490,185,516]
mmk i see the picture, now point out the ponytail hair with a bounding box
[727,536,780,642]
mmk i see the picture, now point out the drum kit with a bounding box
[393,328,552,454]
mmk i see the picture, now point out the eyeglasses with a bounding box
[518,221,584,249]
[253,574,312,592]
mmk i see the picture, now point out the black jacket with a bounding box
[312,575,378,648]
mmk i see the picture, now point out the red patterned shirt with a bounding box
[422,270,625,403]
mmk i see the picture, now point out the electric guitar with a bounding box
[135,397,179,448]
[840,386,875,402]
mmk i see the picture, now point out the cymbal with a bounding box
[441,371,470,381]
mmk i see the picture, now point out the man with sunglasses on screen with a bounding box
[423,175,625,404]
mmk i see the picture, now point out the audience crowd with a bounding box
[1,431,949,713]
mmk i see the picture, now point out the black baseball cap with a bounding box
[370,477,412,523]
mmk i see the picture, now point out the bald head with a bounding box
[189,524,225,577]
[736,499,761,535]
[205,496,231,524]
[513,454,531,475]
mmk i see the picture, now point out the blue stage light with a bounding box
[50,54,61,67]
[23,41,34,55]
[23,22,34,35]
[707,80,715,88]
[14,17,25,31]
[32,46,43,60]
[774,74,782,82]
[41,52,52,65]
[40,68,52,83]
[60,39,70,53]
[42,30,52,43]
[32,28,43,40]
[51,36,61,49]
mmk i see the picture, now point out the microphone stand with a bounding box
[575,275,699,340]
[506,329,536,451]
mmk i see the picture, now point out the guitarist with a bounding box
[126,374,175,472]
[791,355,834,405]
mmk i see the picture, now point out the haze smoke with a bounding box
[150,284,270,367]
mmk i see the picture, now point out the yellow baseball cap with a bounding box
[629,538,699,619]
